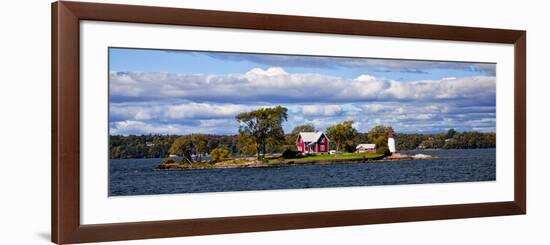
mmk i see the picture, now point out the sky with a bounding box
[109,47,496,136]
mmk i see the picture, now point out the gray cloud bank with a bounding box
[109,67,496,135]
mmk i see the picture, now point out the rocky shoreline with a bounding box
[157,153,436,170]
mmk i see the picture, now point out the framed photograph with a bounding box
[52,1,526,244]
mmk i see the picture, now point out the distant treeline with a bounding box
[109,134,239,159]
[109,128,495,159]
[395,129,496,150]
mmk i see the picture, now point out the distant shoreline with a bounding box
[110,147,496,160]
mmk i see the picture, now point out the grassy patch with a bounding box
[214,158,249,166]
[290,152,384,162]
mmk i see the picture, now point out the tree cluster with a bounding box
[325,121,358,153]
[395,130,496,150]
[109,134,177,159]
[109,134,238,159]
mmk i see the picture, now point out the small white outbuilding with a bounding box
[356,144,376,153]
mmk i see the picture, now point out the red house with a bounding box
[296,132,330,154]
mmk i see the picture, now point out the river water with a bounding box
[109,148,495,196]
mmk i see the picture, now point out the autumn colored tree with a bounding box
[168,134,209,163]
[169,136,194,164]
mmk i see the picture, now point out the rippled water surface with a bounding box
[109,148,495,196]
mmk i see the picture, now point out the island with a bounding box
[154,106,443,170]
[158,152,385,170]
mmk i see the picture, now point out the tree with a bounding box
[236,106,288,159]
[367,125,394,154]
[291,124,316,135]
[210,147,231,163]
[326,121,358,153]
[367,125,393,140]
[168,134,210,163]
[442,131,496,149]
[191,134,208,162]
[169,136,193,164]
[445,128,457,139]
[237,133,257,156]
[395,133,424,150]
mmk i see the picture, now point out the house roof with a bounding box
[298,132,329,143]
[356,144,376,149]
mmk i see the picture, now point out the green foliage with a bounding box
[355,132,369,146]
[326,121,358,153]
[372,136,389,155]
[236,106,288,159]
[281,148,300,159]
[395,131,496,150]
[110,125,496,160]
[368,125,393,142]
[295,152,383,161]
[191,134,209,162]
[169,136,194,164]
[109,134,178,159]
[168,134,211,163]
[210,147,231,163]
[237,133,257,156]
[422,138,445,149]
[445,128,457,139]
[291,124,316,135]
[363,125,394,154]
[395,133,424,150]
[442,132,496,149]
[109,134,240,159]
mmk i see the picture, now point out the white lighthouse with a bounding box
[387,129,396,154]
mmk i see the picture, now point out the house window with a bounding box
[320,144,325,151]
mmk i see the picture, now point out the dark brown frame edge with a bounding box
[52,1,526,244]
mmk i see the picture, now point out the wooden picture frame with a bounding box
[51,1,526,244]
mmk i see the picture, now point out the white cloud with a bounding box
[245,67,288,77]
[110,119,240,135]
[109,68,496,135]
[110,120,184,135]
[110,102,259,121]
[302,105,342,116]
[166,103,250,120]
[111,100,496,135]
[110,67,496,104]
